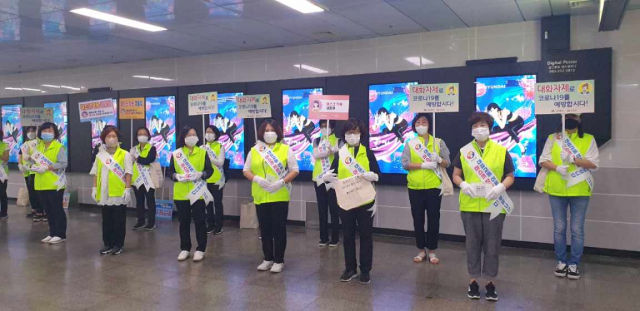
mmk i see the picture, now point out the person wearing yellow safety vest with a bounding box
[243,119,299,274]
[0,129,9,219]
[452,112,515,302]
[131,127,158,232]
[323,118,380,285]
[33,122,68,244]
[19,126,44,222]
[401,113,451,264]
[91,126,132,255]
[204,125,226,235]
[312,120,341,247]
[168,126,214,262]
[538,114,599,280]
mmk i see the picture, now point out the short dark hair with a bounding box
[340,118,365,142]
[24,126,36,133]
[38,122,60,139]
[257,119,283,143]
[319,120,336,129]
[205,125,220,141]
[177,125,198,148]
[468,112,494,128]
[100,125,121,143]
[486,103,501,111]
[411,113,433,134]
[136,127,151,139]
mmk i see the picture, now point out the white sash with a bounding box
[407,137,443,182]
[173,149,213,205]
[97,150,127,185]
[460,143,515,220]
[32,149,66,190]
[555,138,595,189]
[131,146,154,191]
[314,139,333,186]
[205,144,225,188]
[338,145,377,216]
[255,142,292,192]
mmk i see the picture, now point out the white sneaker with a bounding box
[270,263,284,273]
[41,236,53,243]
[257,260,274,271]
[177,251,190,261]
[48,237,66,244]
[193,251,205,262]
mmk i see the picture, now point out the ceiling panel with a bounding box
[386,0,468,31]
[516,0,552,21]
[331,1,425,35]
[442,0,524,27]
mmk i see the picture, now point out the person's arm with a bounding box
[168,157,179,182]
[211,145,226,167]
[201,153,214,180]
[451,152,464,186]
[90,160,98,187]
[366,148,381,175]
[312,138,329,159]
[402,143,423,171]
[1,150,8,163]
[283,148,299,183]
[501,152,515,189]
[124,152,132,188]
[50,147,67,171]
[576,137,599,170]
[539,135,560,171]
[439,139,451,168]
[242,150,256,181]
[136,146,157,165]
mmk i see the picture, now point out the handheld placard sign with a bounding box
[236,94,272,142]
[119,98,145,149]
[409,83,459,153]
[188,92,219,141]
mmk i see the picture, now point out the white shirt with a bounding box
[539,133,599,171]
[90,148,133,206]
[243,144,299,173]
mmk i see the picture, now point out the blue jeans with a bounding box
[549,195,590,265]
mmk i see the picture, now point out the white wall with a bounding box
[4,12,640,251]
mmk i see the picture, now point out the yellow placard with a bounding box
[119,98,145,119]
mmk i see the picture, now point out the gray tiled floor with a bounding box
[1,205,639,311]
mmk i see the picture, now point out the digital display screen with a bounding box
[1,104,22,163]
[368,82,418,174]
[476,75,538,178]
[146,96,176,167]
[90,99,118,149]
[44,101,68,152]
[282,88,323,172]
[210,92,244,170]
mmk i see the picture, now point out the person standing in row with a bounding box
[324,118,380,285]
[131,127,158,231]
[312,120,341,247]
[243,119,299,273]
[452,112,515,301]
[204,125,226,235]
[169,126,213,262]
[33,122,68,244]
[91,126,132,255]
[0,129,9,219]
[19,127,44,222]
[537,114,599,280]
[402,113,451,264]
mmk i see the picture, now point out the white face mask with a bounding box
[205,133,216,142]
[321,127,332,137]
[415,125,429,136]
[27,132,36,140]
[106,138,119,148]
[185,136,198,147]
[472,127,490,142]
[345,134,360,146]
[137,136,148,144]
[264,132,278,144]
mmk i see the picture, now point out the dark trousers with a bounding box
[25,176,42,214]
[0,180,7,216]
[256,202,289,263]
[102,205,127,248]
[133,186,156,225]
[408,189,443,250]
[314,184,340,243]
[176,200,207,252]
[38,190,66,238]
[340,202,374,274]
[205,184,224,230]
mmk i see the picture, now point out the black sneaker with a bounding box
[485,282,498,301]
[144,224,156,231]
[207,227,215,234]
[0,214,8,219]
[100,247,113,255]
[567,265,580,280]
[358,272,371,285]
[340,270,357,282]
[213,228,224,235]
[467,281,480,299]
[555,262,568,277]
[319,240,329,247]
[33,214,43,222]
[133,222,145,231]
[112,247,124,255]
[329,240,340,247]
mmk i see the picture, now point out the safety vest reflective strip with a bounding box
[173,146,206,201]
[96,148,126,201]
[132,143,151,182]
[250,143,290,204]
[459,140,506,213]
[34,140,65,191]
[206,142,223,184]
[544,133,594,197]
[312,134,338,180]
[407,135,442,190]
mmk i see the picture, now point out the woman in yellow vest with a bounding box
[91,126,132,255]
[312,120,341,247]
[324,118,380,285]
[168,126,214,262]
[32,122,68,244]
[243,119,299,273]
[401,113,451,264]
[538,114,598,280]
[204,125,226,235]
[19,126,44,222]
[131,127,158,231]
[452,112,514,301]
[0,129,9,219]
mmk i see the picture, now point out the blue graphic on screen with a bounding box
[146,96,176,167]
[210,92,244,170]
[368,82,418,174]
[90,99,118,149]
[44,102,68,152]
[1,105,22,163]
[476,75,537,178]
[282,88,323,172]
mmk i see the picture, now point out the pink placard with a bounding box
[308,95,349,120]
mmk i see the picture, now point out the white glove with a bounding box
[190,172,203,181]
[329,145,339,153]
[174,174,190,183]
[362,172,379,182]
[460,181,475,197]
[130,148,139,159]
[315,150,330,159]
[421,162,438,170]
[322,171,339,184]
[18,164,26,173]
[556,165,569,177]
[32,166,47,174]
[265,179,285,193]
[485,183,506,201]
[432,155,443,164]
[252,176,271,189]
[91,187,98,202]
[123,188,132,204]
[560,151,575,164]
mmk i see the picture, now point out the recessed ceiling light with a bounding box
[405,57,434,66]
[274,0,324,13]
[294,64,328,74]
[70,8,167,32]
[5,87,22,91]
[133,75,174,81]
[42,84,60,88]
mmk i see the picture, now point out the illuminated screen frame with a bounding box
[1,104,22,163]
[282,88,324,172]
[209,92,245,170]
[90,99,118,149]
[146,95,176,167]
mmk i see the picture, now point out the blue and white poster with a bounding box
[282,88,323,172]
[146,96,176,167]
[210,92,244,170]
[1,104,22,163]
[44,101,68,151]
